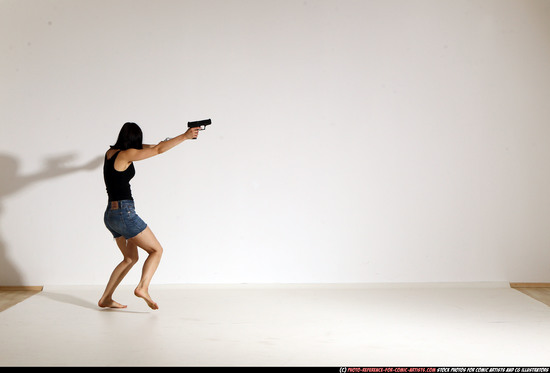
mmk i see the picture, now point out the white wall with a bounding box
[1,0,550,286]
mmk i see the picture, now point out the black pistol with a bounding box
[187,119,212,139]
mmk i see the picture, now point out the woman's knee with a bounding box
[124,254,139,265]
[130,227,163,255]
[151,245,163,256]
[136,241,163,256]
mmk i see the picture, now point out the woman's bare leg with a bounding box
[129,226,163,310]
[98,237,139,308]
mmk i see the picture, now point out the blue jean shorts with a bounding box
[104,200,147,239]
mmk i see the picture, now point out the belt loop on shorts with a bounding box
[111,201,119,210]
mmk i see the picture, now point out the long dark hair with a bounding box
[111,122,143,150]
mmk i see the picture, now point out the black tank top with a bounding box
[103,150,135,201]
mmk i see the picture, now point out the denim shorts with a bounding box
[104,200,147,239]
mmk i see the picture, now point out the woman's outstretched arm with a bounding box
[119,127,199,163]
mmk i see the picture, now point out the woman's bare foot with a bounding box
[98,298,127,309]
[134,287,159,310]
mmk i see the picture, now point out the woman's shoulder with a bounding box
[106,148,120,160]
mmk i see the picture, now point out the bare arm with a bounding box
[119,127,199,163]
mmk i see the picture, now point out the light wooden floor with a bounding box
[0,287,43,312]
[1,285,549,312]
[513,287,550,307]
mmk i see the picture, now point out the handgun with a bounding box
[187,119,212,139]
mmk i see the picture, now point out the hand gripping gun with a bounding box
[187,119,212,139]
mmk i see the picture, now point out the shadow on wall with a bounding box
[0,153,102,286]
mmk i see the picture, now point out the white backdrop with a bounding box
[1,0,550,286]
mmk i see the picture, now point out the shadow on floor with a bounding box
[41,291,149,313]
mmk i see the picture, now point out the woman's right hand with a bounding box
[184,127,200,140]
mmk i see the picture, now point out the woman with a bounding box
[98,122,199,310]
